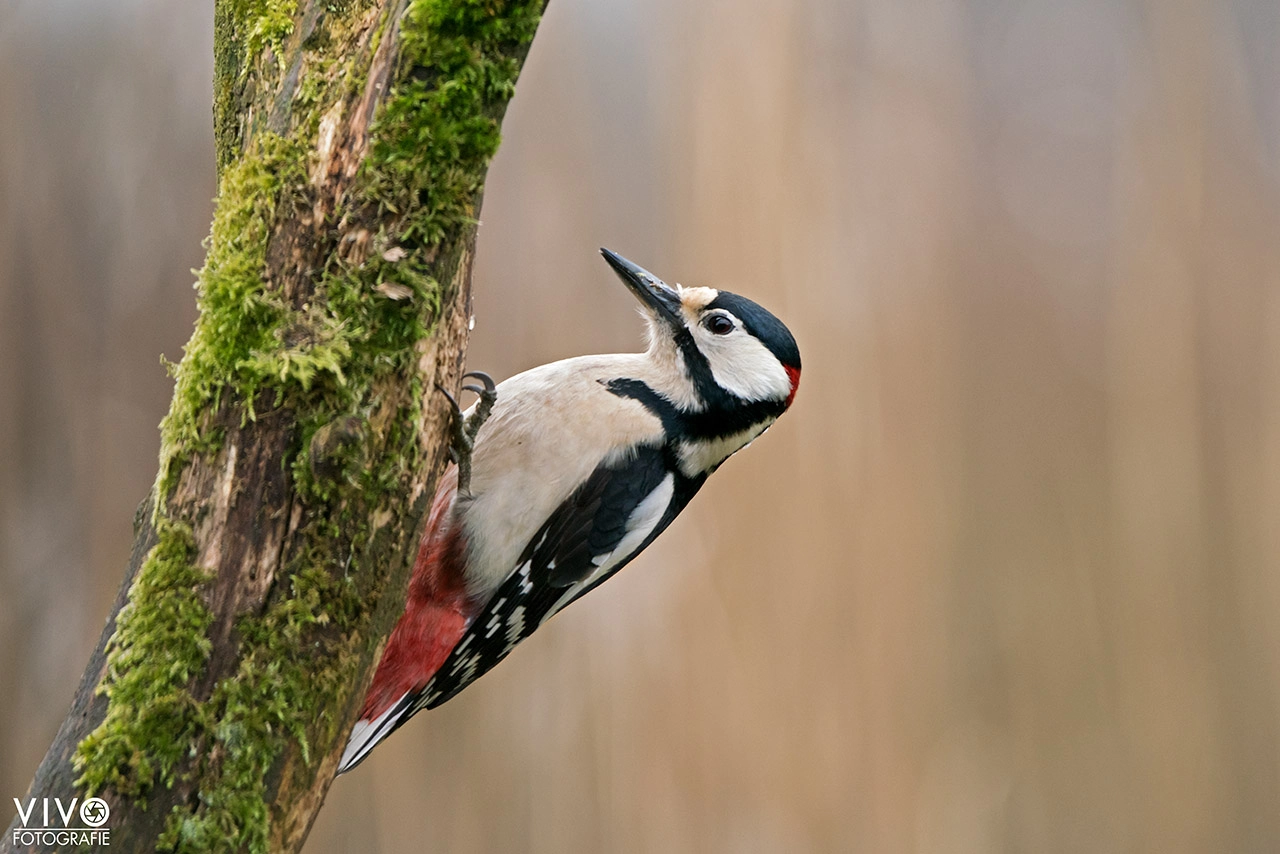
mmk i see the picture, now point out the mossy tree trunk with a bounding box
[3,1,545,851]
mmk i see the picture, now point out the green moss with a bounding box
[75,522,365,852]
[157,132,310,498]
[230,0,300,59]
[74,520,214,800]
[362,0,543,245]
[239,310,353,393]
[214,1,301,171]
[158,566,361,853]
[213,5,245,172]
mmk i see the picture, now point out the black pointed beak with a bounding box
[600,248,683,325]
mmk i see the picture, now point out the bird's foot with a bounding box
[438,371,497,497]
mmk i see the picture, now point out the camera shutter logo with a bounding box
[79,798,109,828]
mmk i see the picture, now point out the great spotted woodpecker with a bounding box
[338,249,801,773]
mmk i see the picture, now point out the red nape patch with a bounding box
[784,365,801,408]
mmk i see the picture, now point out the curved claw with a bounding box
[461,370,496,393]
[435,371,498,498]
[436,384,461,412]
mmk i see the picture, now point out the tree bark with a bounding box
[4,1,545,851]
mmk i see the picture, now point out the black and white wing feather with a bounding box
[416,443,703,712]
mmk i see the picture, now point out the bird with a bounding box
[337,248,801,773]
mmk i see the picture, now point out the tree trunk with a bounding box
[3,1,545,851]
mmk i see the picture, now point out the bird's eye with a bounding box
[703,314,734,335]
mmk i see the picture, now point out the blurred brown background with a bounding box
[4,1,1280,851]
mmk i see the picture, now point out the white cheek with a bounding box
[701,331,791,402]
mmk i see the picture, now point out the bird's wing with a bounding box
[419,442,702,711]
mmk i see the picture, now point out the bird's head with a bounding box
[600,248,801,412]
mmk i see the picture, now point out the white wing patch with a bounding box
[505,605,526,654]
[541,473,675,624]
